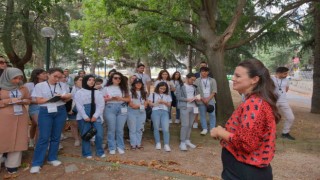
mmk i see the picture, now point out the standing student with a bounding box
[154,70,175,123]
[102,72,130,155]
[75,75,105,159]
[194,67,217,135]
[211,59,280,180]
[127,79,148,150]
[68,76,83,146]
[25,68,47,148]
[176,73,199,151]
[30,68,72,174]
[272,67,296,140]
[0,68,31,174]
[148,82,172,152]
[134,64,152,94]
[171,71,183,123]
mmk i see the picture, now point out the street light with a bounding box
[40,27,55,71]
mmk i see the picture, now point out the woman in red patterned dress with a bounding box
[211,59,280,180]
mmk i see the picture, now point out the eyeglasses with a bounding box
[113,77,121,80]
[0,61,8,65]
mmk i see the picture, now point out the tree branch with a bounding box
[226,0,312,50]
[117,1,199,29]
[220,0,247,46]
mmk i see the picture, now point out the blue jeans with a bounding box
[199,103,216,130]
[127,107,146,147]
[151,109,170,145]
[78,104,104,157]
[176,108,180,120]
[32,105,67,166]
[104,103,127,150]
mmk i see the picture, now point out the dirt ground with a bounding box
[1,89,320,180]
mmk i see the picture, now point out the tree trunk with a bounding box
[311,2,320,114]
[187,45,193,73]
[205,49,234,125]
[90,60,97,74]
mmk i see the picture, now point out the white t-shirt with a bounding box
[25,82,36,102]
[130,91,145,105]
[201,78,211,98]
[74,89,105,120]
[134,73,151,87]
[185,83,196,107]
[102,85,124,104]
[272,76,289,103]
[32,81,69,107]
[148,93,172,111]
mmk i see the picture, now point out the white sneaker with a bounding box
[59,144,63,150]
[175,119,180,123]
[48,160,61,166]
[109,150,116,155]
[185,140,196,148]
[193,122,198,129]
[200,129,208,135]
[30,166,41,173]
[100,154,106,158]
[86,156,93,159]
[169,119,172,123]
[117,147,125,154]
[164,144,171,152]
[74,140,81,146]
[155,143,161,150]
[179,142,187,151]
[60,134,67,141]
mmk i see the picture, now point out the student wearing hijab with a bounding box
[74,75,105,159]
[30,68,72,174]
[0,68,31,174]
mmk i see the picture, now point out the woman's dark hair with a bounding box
[29,68,46,85]
[154,82,169,95]
[238,59,281,123]
[156,69,171,81]
[0,69,4,77]
[108,69,117,78]
[47,67,63,74]
[106,72,129,96]
[276,67,289,73]
[74,76,81,83]
[171,71,183,84]
[130,80,147,100]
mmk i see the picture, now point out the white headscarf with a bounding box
[0,68,23,91]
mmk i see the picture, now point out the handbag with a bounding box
[206,104,215,113]
[81,122,97,141]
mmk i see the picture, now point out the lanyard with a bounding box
[159,94,164,100]
[276,78,283,90]
[138,73,143,79]
[47,81,57,97]
[202,78,208,89]
[11,89,18,98]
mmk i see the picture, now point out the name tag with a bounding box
[47,103,58,113]
[13,105,23,115]
[121,107,127,114]
[193,107,199,114]
[140,105,145,112]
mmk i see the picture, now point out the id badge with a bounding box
[193,107,199,114]
[47,103,58,113]
[140,105,145,112]
[121,107,128,114]
[13,105,23,115]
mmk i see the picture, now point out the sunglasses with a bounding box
[113,77,121,80]
[0,61,8,65]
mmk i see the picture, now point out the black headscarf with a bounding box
[82,75,96,119]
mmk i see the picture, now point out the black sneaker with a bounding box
[281,133,296,140]
[6,167,18,174]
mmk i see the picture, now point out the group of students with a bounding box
[0,56,296,179]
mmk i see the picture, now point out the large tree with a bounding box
[104,0,313,122]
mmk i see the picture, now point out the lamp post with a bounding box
[40,27,56,71]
